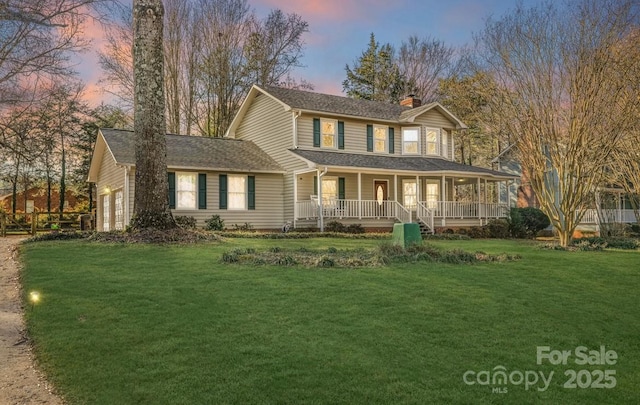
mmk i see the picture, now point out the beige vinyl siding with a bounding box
[298,115,400,156]
[96,149,125,231]
[168,171,284,230]
[234,93,303,222]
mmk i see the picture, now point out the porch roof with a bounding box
[289,149,516,179]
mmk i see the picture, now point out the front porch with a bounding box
[293,168,515,232]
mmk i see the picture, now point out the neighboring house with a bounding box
[88,129,285,231]
[0,187,85,213]
[492,144,638,227]
[89,85,517,232]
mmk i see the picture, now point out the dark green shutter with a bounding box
[248,176,255,210]
[198,173,207,209]
[219,174,227,209]
[313,176,317,195]
[366,125,373,152]
[338,121,345,149]
[168,172,176,209]
[313,118,320,147]
[338,177,345,200]
[388,127,395,154]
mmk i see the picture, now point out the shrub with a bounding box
[486,219,510,238]
[325,221,346,233]
[174,215,197,230]
[205,215,225,231]
[345,224,365,234]
[509,207,550,238]
[626,223,640,237]
[232,222,253,231]
[467,226,489,239]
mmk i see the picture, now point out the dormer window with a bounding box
[321,119,337,148]
[402,127,420,154]
[442,131,449,159]
[373,125,387,153]
[426,127,440,156]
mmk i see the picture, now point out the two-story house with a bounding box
[89,85,516,232]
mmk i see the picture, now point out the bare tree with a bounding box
[398,35,455,102]
[99,0,309,137]
[131,0,175,230]
[475,0,640,246]
[0,0,111,105]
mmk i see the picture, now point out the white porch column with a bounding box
[293,174,298,228]
[394,174,398,202]
[358,172,362,219]
[317,168,323,232]
[477,177,481,221]
[484,178,488,219]
[416,175,420,204]
[441,175,446,225]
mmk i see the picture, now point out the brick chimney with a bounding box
[400,94,421,108]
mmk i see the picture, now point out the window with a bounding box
[442,131,449,159]
[402,127,420,154]
[373,125,387,153]
[176,172,197,209]
[403,179,417,209]
[426,182,439,209]
[321,177,337,206]
[114,190,124,230]
[228,175,246,210]
[102,194,110,231]
[322,119,337,148]
[426,128,440,155]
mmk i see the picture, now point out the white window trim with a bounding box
[321,118,338,149]
[425,127,440,156]
[176,172,197,210]
[102,194,110,232]
[228,174,247,211]
[114,189,124,230]
[442,131,449,159]
[402,179,418,209]
[401,127,421,155]
[373,124,388,154]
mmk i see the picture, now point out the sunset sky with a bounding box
[78,0,540,105]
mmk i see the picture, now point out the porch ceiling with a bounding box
[289,149,516,180]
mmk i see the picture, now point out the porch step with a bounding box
[415,221,434,236]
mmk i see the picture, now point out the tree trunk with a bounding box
[131,0,175,230]
[59,146,66,220]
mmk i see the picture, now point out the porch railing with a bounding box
[295,199,411,223]
[428,201,509,219]
[580,209,638,224]
[416,202,434,233]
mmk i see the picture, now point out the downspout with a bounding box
[292,110,301,149]
[317,167,328,232]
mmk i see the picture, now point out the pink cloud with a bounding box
[254,0,403,23]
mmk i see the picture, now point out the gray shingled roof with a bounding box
[263,85,412,121]
[101,128,284,173]
[290,149,515,179]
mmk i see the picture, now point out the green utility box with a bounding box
[391,223,422,248]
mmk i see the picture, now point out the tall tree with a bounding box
[0,0,110,105]
[475,0,640,246]
[398,35,455,103]
[343,33,404,103]
[131,0,175,230]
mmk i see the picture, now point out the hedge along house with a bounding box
[87,129,285,231]
[226,85,517,233]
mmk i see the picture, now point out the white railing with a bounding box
[417,202,434,233]
[580,208,638,224]
[296,199,510,223]
[429,201,509,219]
[295,199,411,223]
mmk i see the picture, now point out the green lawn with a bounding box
[21,238,640,404]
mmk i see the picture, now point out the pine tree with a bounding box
[342,33,405,103]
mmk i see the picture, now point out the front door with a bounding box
[374,181,388,217]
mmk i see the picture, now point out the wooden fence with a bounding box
[0,211,94,237]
